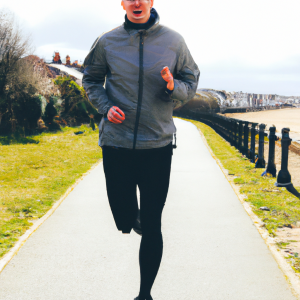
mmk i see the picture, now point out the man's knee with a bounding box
[141,222,162,237]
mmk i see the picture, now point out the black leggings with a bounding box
[102,143,173,299]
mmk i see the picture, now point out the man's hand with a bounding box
[107,106,125,124]
[161,66,174,91]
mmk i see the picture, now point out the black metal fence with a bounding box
[174,111,300,198]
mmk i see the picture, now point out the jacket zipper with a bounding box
[133,31,145,150]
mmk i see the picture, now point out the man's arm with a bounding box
[82,36,114,115]
[170,40,200,109]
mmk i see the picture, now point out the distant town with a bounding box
[226,91,299,107]
[197,89,300,109]
[51,52,82,68]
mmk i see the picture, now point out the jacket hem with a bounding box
[99,138,173,150]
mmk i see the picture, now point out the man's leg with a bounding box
[136,144,173,299]
[102,146,139,233]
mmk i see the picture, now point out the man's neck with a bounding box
[125,11,155,30]
[124,8,157,31]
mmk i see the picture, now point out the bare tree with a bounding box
[0,9,32,91]
[0,9,34,130]
[0,9,58,134]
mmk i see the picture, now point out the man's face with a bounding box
[121,0,154,24]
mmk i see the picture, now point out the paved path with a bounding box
[48,64,83,80]
[0,119,297,300]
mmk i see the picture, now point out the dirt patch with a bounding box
[276,228,300,275]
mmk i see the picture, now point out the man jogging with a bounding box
[83,1,199,299]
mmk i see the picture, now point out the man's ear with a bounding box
[121,1,126,10]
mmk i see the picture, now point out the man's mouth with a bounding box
[133,10,142,15]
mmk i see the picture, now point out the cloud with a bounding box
[200,54,300,95]
[1,0,300,95]
[31,8,122,61]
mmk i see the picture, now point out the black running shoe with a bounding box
[134,296,153,300]
[133,210,142,236]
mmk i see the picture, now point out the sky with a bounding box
[1,0,300,96]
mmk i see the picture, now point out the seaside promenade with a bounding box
[0,119,297,299]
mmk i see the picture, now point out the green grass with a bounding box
[0,125,102,258]
[180,118,300,272]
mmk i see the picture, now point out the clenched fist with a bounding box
[107,106,125,124]
[161,66,174,91]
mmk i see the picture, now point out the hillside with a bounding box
[174,90,220,113]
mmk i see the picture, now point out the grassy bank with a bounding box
[180,118,300,271]
[0,125,102,258]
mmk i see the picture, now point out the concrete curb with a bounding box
[195,124,300,300]
[0,159,103,275]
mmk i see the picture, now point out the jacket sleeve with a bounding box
[82,36,114,115]
[171,40,200,109]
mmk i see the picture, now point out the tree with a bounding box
[0,9,32,134]
[0,9,57,135]
[0,9,31,95]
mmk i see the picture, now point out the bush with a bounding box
[13,94,42,134]
[54,76,101,125]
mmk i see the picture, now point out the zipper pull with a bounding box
[138,30,146,38]
[140,32,144,44]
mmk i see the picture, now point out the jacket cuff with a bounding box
[165,87,173,95]
[103,106,111,118]
[170,79,188,100]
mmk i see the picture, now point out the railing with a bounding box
[174,111,300,198]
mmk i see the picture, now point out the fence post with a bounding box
[229,120,232,144]
[232,120,237,146]
[277,128,292,186]
[250,123,257,162]
[255,123,266,168]
[243,121,249,157]
[238,121,244,152]
[229,120,234,146]
[276,128,300,198]
[262,126,277,177]
[226,118,231,141]
[234,120,239,148]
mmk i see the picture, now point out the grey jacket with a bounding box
[83,9,200,149]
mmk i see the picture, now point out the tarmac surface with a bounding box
[48,64,83,80]
[0,119,297,300]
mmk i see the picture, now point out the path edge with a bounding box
[0,159,103,275]
[192,121,300,299]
